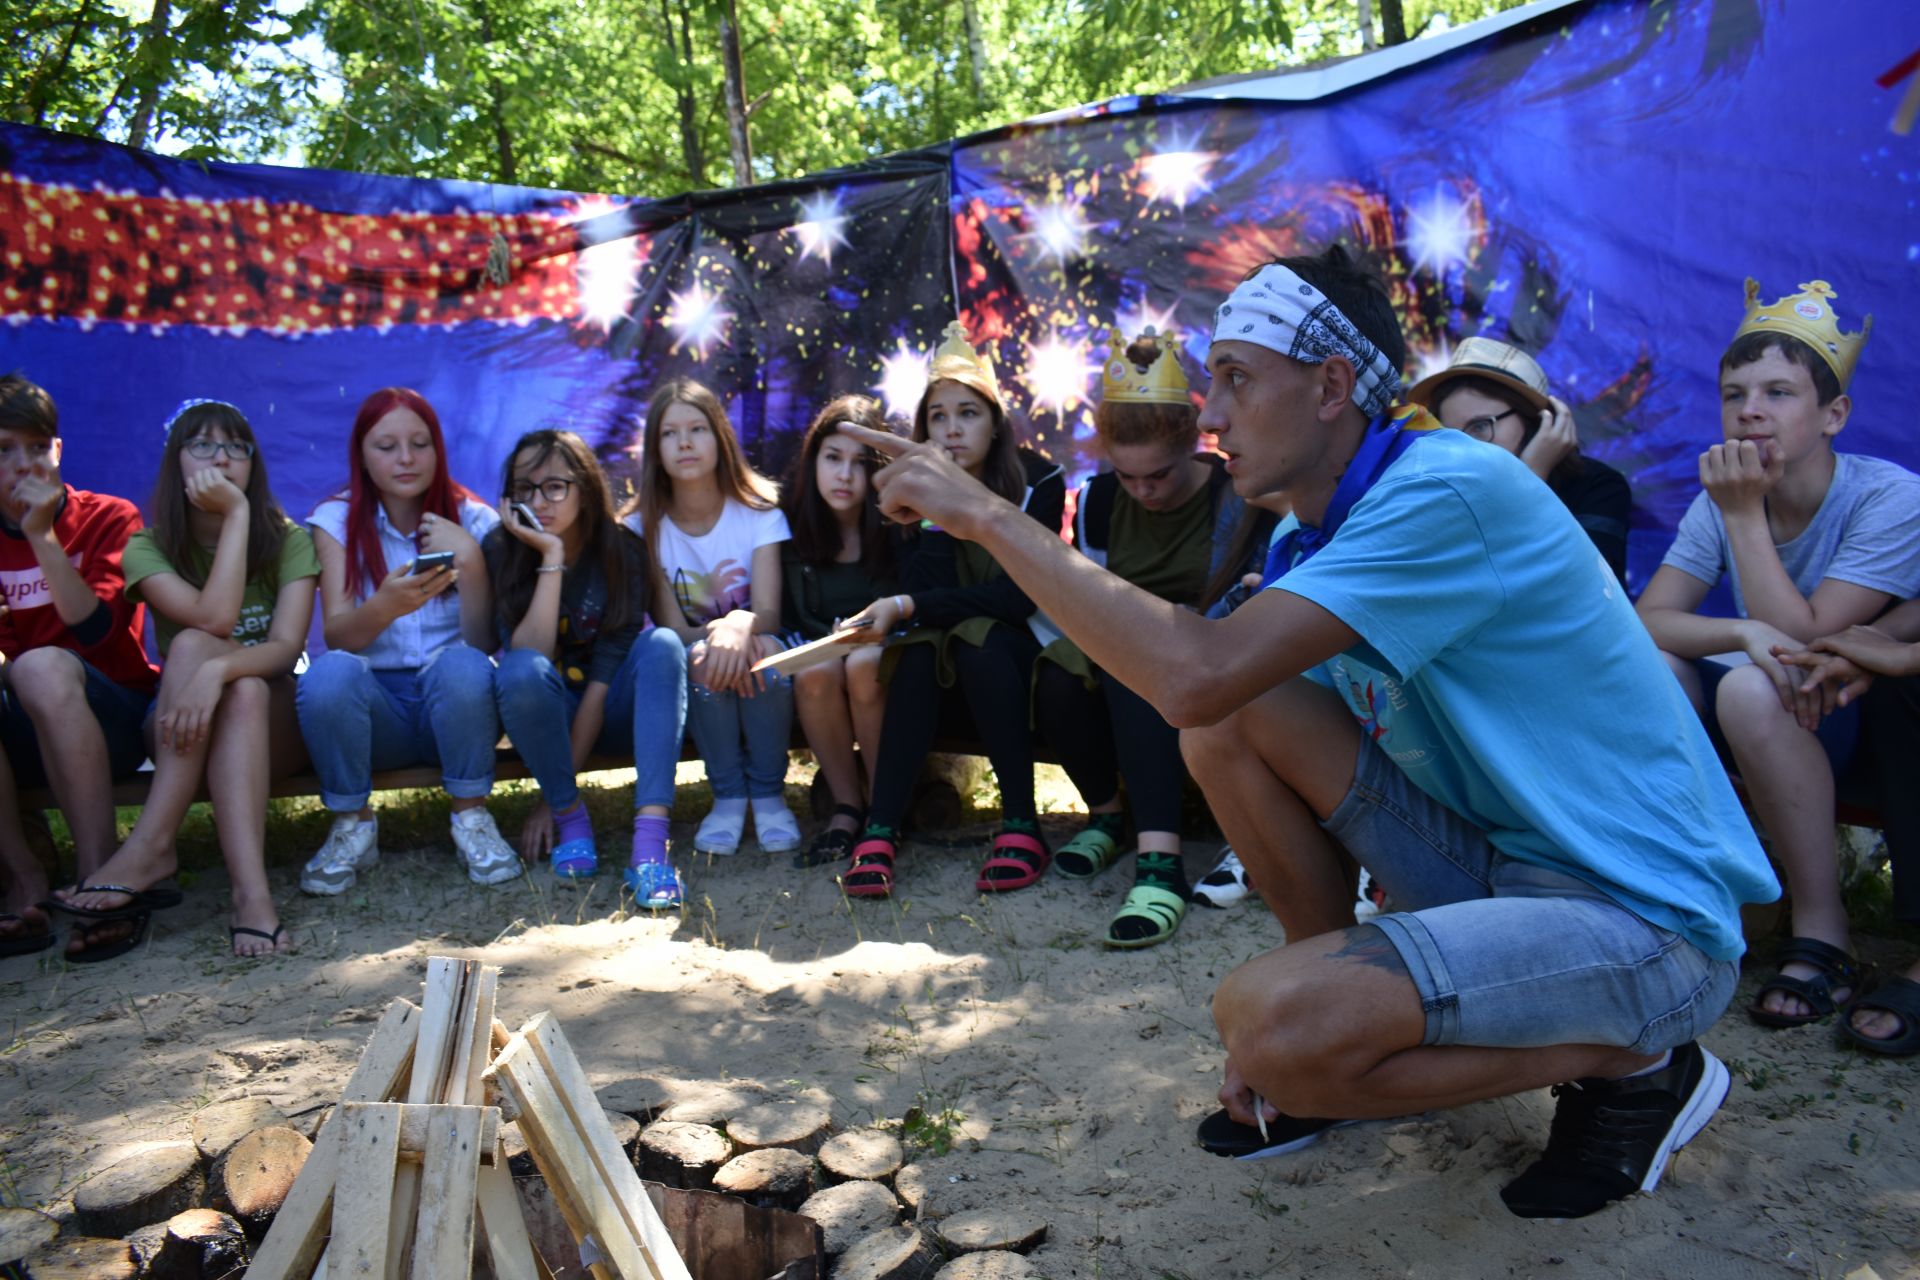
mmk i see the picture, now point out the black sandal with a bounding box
[1748,936,1861,1029]
[795,804,866,869]
[1837,976,1920,1057]
[66,912,151,964]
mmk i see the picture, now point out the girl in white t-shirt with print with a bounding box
[622,379,798,855]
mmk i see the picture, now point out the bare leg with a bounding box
[1180,678,1362,942]
[1716,664,1851,1018]
[10,648,120,878]
[795,657,863,833]
[208,674,299,956]
[844,644,887,795]
[0,733,53,945]
[1213,926,1653,1123]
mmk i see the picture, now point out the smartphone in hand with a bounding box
[512,502,541,530]
[410,549,456,575]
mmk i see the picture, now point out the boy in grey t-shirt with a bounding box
[1637,277,1920,1032]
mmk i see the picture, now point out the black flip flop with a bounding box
[40,882,184,921]
[230,924,288,957]
[66,912,150,964]
[0,913,55,957]
[1838,975,1920,1057]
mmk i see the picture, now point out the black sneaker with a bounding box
[1196,1107,1353,1159]
[1500,1040,1730,1220]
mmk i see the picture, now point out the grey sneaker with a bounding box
[451,807,523,885]
[301,814,379,896]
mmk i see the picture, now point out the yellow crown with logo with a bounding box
[1734,278,1872,390]
[928,320,1002,408]
[1100,327,1191,405]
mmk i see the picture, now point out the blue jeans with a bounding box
[1326,733,1738,1056]
[684,637,793,800]
[0,654,153,786]
[295,645,499,812]
[495,629,688,812]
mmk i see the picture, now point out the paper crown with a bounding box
[1100,327,1191,405]
[927,320,1002,409]
[1734,278,1872,390]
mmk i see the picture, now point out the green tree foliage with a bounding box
[2,0,1531,193]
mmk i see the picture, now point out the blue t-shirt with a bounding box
[1272,429,1776,962]
[1661,451,1920,614]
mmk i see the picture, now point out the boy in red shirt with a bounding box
[0,374,159,961]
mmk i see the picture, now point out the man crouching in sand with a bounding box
[838,247,1777,1219]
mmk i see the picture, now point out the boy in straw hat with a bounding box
[1636,278,1920,1031]
[836,244,1775,1220]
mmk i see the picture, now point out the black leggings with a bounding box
[869,625,1041,829]
[1861,673,1920,925]
[1033,661,1185,834]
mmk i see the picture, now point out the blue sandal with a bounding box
[552,836,599,879]
[623,862,684,910]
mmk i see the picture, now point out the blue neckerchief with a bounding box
[1261,412,1427,587]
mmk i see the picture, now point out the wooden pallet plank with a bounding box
[445,965,498,1106]
[476,1140,549,1280]
[344,997,422,1105]
[490,1032,637,1280]
[330,1103,403,1279]
[409,959,468,1106]
[523,1015,691,1280]
[409,1105,484,1280]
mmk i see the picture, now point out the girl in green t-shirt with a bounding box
[54,401,318,958]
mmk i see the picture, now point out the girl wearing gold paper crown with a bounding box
[1031,328,1264,947]
[831,322,1065,897]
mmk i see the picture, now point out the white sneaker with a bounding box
[450,807,524,885]
[301,815,380,896]
[694,798,749,855]
[1192,846,1252,908]
[751,795,802,854]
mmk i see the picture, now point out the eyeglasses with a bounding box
[507,478,578,504]
[183,439,256,461]
[1459,410,1519,442]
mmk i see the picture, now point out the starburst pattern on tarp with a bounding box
[662,281,735,359]
[875,339,932,422]
[787,190,851,266]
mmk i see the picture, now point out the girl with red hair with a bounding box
[295,387,520,892]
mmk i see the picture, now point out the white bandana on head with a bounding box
[1211,264,1401,419]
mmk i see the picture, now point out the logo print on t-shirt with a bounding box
[0,554,83,611]
[673,559,750,626]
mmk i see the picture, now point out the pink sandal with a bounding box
[841,836,897,898]
[976,830,1049,893]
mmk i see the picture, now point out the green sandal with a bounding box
[1105,882,1188,949]
[1055,827,1120,879]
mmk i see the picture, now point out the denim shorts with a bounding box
[1325,734,1738,1056]
[0,653,154,786]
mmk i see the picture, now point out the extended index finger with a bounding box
[836,421,914,457]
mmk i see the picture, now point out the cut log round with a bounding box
[931,1208,1047,1254]
[72,1144,205,1239]
[212,1126,311,1232]
[190,1097,289,1161]
[819,1129,905,1185]
[284,1104,331,1141]
[798,1180,901,1257]
[603,1106,642,1159]
[907,754,992,832]
[832,1224,942,1280]
[500,1119,534,1176]
[137,1208,248,1279]
[713,1147,815,1210]
[0,1206,58,1264]
[936,1252,1039,1279]
[728,1102,833,1155]
[637,1120,733,1190]
[24,1236,137,1279]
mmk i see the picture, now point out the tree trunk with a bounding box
[1379,0,1408,45]
[472,0,518,182]
[28,0,92,126]
[960,0,987,104]
[664,0,708,187]
[125,0,171,149]
[718,0,752,185]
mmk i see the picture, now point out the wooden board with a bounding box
[329,1103,404,1278]
[409,958,469,1106]
[523,1015,692,1280]
[445,966,500,1106]
[476,1141,549,1280]
[410,1105,485,1280]
[749,629,861,677]
[343,998,422,1104]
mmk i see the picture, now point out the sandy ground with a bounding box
[1,776,1916,1280]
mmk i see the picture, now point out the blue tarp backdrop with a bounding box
[1,0,1916,591]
